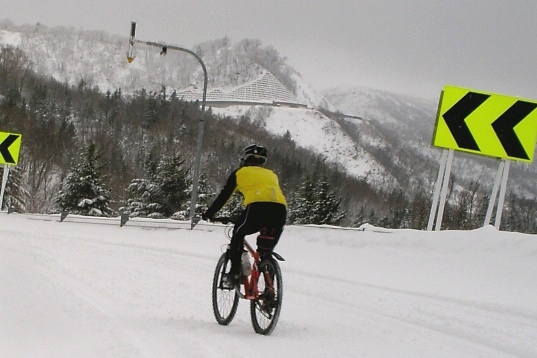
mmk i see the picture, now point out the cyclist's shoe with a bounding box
[261,287,274,301]
[221,273,239,289]
[260,288,276,309]
[258,298,276,315]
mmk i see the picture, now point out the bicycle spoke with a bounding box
[212,253,239,325]
[250,259,283,335]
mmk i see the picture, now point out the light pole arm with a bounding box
[133,40,208,111]
[127,22,208,229]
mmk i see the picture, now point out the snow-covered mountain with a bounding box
[323,86,537,197]
[1,20,536,198]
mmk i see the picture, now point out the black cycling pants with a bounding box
[228,202,287,275]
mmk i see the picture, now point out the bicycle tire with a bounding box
[212,253,239,325]
[250,258,283,335]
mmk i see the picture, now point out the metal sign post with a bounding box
[484,159,510,229]
[0,164,10,210]
[427,150,447,231]
[495,159,510,229]
[427,149,454,231]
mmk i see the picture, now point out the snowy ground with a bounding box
[1,213,536,357]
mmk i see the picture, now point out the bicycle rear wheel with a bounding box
[250,258,283,335]
[212,253,239,325]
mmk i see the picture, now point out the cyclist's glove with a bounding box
[202,212,212,222]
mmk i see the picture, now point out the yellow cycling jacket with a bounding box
[204,165,287,218]
[235,166,287,206]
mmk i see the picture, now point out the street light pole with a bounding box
[128,22,207,229]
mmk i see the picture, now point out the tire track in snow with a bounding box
[285,270,537,357]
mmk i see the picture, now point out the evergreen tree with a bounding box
[408,188,431,230]
[380,188,408,229]
[218,192,244,219]
[289,174,345,225]
[176,172,212,220]
[152,154,189,217]
[0,165,27,212]
[288,176,315,224]
[310,175,346,225]
[502,194,537,234]
[195,172,212,214]
[122,154,189,218]
[56,143,114,216]
[123,178,157,217]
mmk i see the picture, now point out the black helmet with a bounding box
[240,144,268,166]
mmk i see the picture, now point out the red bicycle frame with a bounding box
[240,237,275,300]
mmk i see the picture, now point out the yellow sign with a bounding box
[433,85,537,162]
[0,131,22,165]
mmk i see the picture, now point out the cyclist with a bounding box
[202,144,287,289]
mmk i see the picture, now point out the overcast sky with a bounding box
[3,0,537,100]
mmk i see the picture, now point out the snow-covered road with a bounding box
[1,213,536,357]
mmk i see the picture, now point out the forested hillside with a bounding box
[1,20,536,232]
[0,46,368,224]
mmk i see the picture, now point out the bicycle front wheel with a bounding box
[250,258,283,335]
[212,253,239,325]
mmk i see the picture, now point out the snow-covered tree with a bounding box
[123,178,158,217]
[56,142,114,216]
[311,178,346,225]
[0,165,27,212]
[175,172,213,220]
[288,176,315,224]
[122,154,189,218]
[153,154,189,217]
[217,192,244,219]
[288,174,345,225]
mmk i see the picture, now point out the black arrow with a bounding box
[0,134,19,164]
[491,100,537,160]
[443,92,490,151]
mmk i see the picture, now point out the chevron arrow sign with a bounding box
[433,86,537,162]
[0,131,22,165]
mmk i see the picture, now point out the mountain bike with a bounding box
[210,217,284,335]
